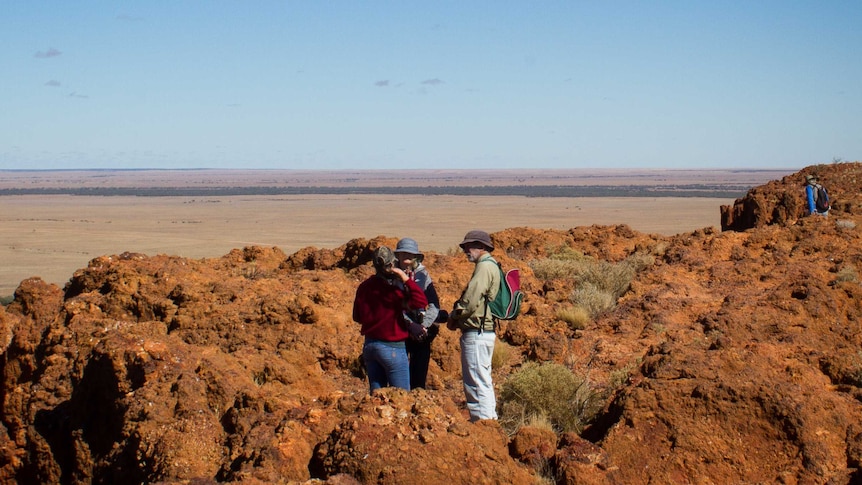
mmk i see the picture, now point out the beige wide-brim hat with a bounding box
[805,174,819,184]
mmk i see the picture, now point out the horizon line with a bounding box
[0,167,803,173]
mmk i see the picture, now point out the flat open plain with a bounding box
[0,169,790,296]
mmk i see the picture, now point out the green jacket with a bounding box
[451,253,500,331]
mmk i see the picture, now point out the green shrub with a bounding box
[0,294,12,306]
[498,362,601,435]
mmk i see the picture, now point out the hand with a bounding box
[387,266,409,282]
[407,321,427,341]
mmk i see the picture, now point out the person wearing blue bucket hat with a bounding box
[395,237,444,389]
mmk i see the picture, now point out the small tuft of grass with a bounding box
[446,246,463,257]
[836,219,856,230]
[835,265,859,284]
[607,362,637,390]
[525,412,555,432]
[556,306,590,331]
[571,283,616,319]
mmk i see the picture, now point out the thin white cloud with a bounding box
[68,92,89,99]
[45,80,61,87]
[34,48,62,58]
[375,80,390,87]
[421,78,444,86]
[116,14,144,22]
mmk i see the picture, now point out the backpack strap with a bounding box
[478,259,502,335]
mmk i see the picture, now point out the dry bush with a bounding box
[529,258,584,280]
[492,340,513,369]
[571,283,616,318]
[545,244,586,261]
[556,306,591,330]
[498,362,602,436]
[624,252,656,273]
[529,245,589,280]
[568,252,656,318]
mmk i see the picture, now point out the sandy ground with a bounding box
[0,168,789,189]
[0,194,732,296]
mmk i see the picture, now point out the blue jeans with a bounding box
[460,330,498,421]
[363,339,410,392]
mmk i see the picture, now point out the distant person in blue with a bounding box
[804,175,830,217]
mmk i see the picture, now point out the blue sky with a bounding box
[1,1,859,170]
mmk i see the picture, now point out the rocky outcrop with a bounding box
[1,164,862,484]
[720,161,861,231]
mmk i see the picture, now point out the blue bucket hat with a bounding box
[395,238,424,261]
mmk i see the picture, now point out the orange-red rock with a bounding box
[1,163,861,484]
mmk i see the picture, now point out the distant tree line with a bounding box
[0,185,748,198]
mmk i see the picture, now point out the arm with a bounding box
[450,261,496,322]
[403,278,428,311]
[413,270,440,327]
[806,185,816,215]
[421,284,440,327]
[352,280,370,324]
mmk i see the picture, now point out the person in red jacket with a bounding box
[353,246,428,392]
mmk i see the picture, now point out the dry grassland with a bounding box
[1,168,791,296]
[0,193,732,296]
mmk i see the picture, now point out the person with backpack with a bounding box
[805,174,830,216]
[446,230,500,421]
[353,246,428,392]
[394,237,444,389]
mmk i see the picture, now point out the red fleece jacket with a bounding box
[353,275,428,342]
